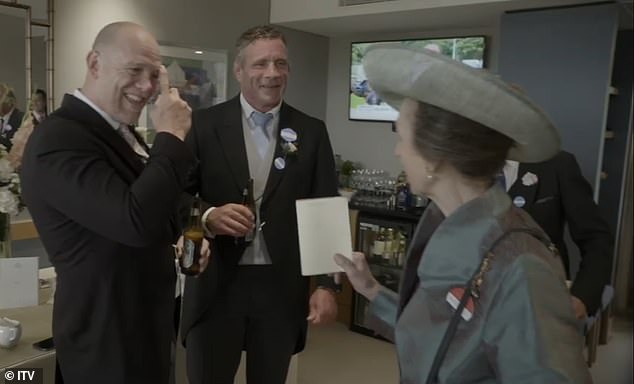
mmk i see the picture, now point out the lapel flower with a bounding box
[521,172,538,186]
[280,128,298,157]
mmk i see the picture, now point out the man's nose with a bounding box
[136,75,155,93]
[264,61,280,77]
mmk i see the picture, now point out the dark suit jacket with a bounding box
[508,151,613,314]
[181,96,338,353]
[20,95,195,384]
[1,107,24,149]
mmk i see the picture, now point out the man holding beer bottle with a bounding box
[180,25,340,384]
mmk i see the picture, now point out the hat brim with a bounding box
[362,44,560,162]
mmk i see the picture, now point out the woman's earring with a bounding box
[426,173,434,180]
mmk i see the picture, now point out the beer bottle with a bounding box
[180,195,204,276]
[243,178,256,244]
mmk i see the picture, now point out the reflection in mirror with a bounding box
[30,25,48,122]
[3,0,52,267]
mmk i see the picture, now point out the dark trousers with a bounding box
[186,266,300,384]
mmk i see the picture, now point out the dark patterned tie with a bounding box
[117,124,148,159]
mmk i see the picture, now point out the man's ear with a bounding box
[233,60,241,82]
[86,50,100,78]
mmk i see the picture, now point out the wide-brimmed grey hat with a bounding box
[362,43,560,162]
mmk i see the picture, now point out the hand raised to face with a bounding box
[150,65,191,141]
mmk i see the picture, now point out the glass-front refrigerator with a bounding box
[350,211,420,338]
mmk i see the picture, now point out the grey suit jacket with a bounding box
[370,186,591,383]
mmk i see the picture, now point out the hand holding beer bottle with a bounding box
[242,178,256,244]
[176,195,211,276]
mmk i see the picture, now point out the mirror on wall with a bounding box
[0,3,30,115]
[1,0,53,233]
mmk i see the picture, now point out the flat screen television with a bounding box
[349,36,487,122]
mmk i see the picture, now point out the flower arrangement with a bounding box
[0,144,22,216]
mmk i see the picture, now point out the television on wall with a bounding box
[349,36,487,122]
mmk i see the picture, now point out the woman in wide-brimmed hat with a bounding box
[335,45,591,383]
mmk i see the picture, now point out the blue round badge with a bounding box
[513,196,526,208]
[274,157,286,170]
[280,128,297,142]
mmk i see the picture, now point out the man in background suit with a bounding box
[504,150,614,319]
[181,25,339,384]
[0,83,25,149]
[20,22,199,384]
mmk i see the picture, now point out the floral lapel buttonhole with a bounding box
[280,128,298,157]
[521,172,538,186]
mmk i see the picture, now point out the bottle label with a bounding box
[183,239,195,268]
[373,240,385,255]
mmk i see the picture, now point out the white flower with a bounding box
[0,187,20,215]
[286,142,297,153]
[521,172,538,186]
[0,144,23,215]
[0,159,13,181]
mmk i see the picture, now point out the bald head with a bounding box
[82,22,162,125]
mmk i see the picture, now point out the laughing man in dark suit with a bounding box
[20,22,202,384]
[181,25,339,384]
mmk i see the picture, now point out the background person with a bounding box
[0,83,25,150]
[504,151,614,320]
[31,88,48,124]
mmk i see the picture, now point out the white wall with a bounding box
[53,0,329,120]
[325,26,500,175]
[0,12,28,111]
[271,0,500,23]
[54,0,265,107]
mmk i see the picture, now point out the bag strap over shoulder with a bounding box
[425,227,557,384]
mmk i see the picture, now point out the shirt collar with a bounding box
[503,160,520,190]
[32,111,46,122]
[73,89,121,131]
[239,93,281,121]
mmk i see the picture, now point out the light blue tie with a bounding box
[251,111,273,158]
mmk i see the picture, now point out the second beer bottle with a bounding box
[180,195,204,276]
[242,178,256,244]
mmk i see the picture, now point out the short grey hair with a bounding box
[234,25,287,65]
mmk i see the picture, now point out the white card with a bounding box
[0,257,39,309]
[296,196,351,276]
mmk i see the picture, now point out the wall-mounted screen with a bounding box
[349,36,487,122]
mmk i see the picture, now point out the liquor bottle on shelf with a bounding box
[391,231,401,266]
[395,171,411,211]
[180,195,204,276]
[373,227,386,263]
[397,237,407,267]
[383,228,394,264]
